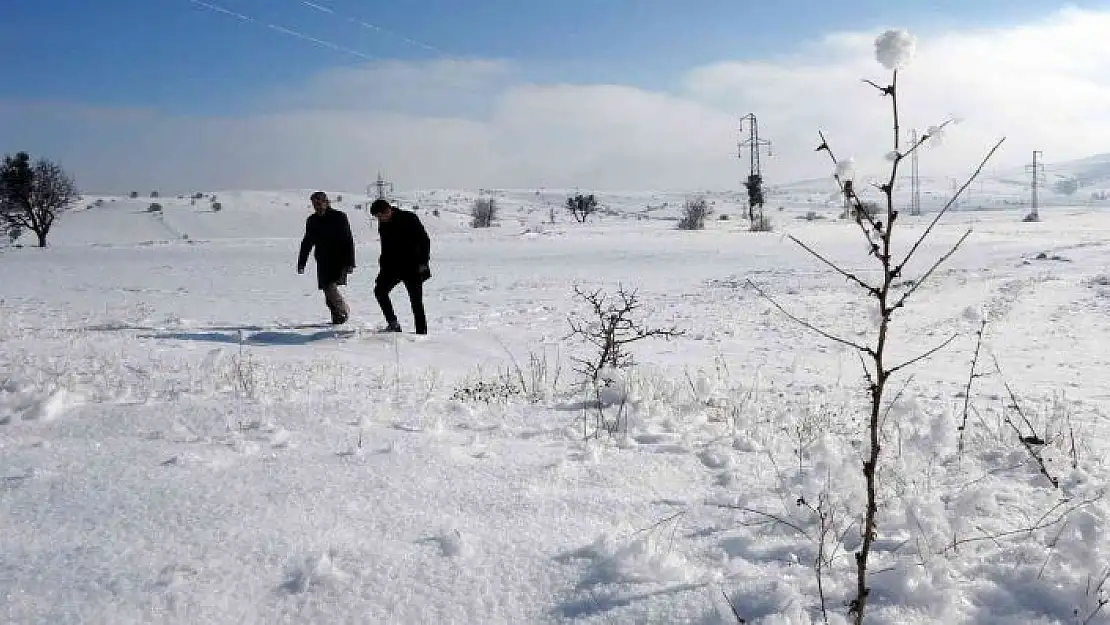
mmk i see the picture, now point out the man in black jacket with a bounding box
[369,199,430,334]
[297,191,356,325]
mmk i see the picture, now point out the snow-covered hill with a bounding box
[5,178,1110,623]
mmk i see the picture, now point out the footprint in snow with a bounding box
[418,529,472,558]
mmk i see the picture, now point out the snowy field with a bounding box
[4,189,1110,624]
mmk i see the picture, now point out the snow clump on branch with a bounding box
[875,29,916,70]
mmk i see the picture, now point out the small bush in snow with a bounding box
[211,202,222,212]
[470,197,497,228]
[567,284,684,436]
[148,203,163,212]
[750,213,773,232]
[1054,177,1079,196]
[129,191,139,198]
[450,370,522,404]
[677,197,712,230]
[150,190,159,198]
[566,193,598,223]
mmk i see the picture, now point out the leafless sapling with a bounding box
[566,284,684,386]
[746,29,1005,625]
[0,152,79,248]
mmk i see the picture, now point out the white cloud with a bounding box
[4,7,1110,193]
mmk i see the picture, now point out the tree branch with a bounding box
[897,118,956,164]
[886,334,959,377]
[746,279,875,356]
[714,503,812,540]
[896,137,1006,273]
[958,319,988,454]
[993,354,1059,488]
[787,234,880,296]
[890,229,973,311]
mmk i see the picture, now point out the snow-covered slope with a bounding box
[4,184,1110,624]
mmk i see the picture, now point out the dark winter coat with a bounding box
[376,209,431,280]
[298,208,356,290]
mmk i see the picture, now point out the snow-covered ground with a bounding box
[4,189,1110,624]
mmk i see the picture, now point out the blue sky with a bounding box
[1,0,1085,114]
[3,1,1110,192]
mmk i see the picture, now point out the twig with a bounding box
[714,503,812,539]
[746,279,874,356]
[886,334,959,376]
[721,589,747,623]
[890,229,973,312]
[958,318,988,454]
[895,138,1006,275]
[993,355,1059,488]
[945,495,1101,552]
[787,234,880,296]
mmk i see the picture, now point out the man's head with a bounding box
[310,191,330,215]
[370,199,394,223]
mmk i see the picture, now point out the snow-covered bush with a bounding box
[470,197,497,228]
[677,197,712,230]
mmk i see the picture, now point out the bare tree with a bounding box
[566,284,684,385]
[566,193,598,223]
[0,152,79,248]
[747,29,1004,624]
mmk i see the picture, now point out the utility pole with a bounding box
[738,113,772,226]
[910,128,921,216]
[368,172,393,201]
[1026,150,1043,221]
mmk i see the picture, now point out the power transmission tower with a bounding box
[738,113,772,225]
[910,128,921,216]
[368,172,393,201]
[1025,150,1044,221]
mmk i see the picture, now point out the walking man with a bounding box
[297,191,356,325]
[369,199,430,334]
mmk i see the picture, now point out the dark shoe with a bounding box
[379,322,402,333]
[331,313,348,325]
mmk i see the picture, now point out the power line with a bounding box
[296,0,444,53]
[187,0,378,61]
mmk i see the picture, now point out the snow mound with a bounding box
[0,380,83,424]
[279,550,349,595]
[577,531,702,587]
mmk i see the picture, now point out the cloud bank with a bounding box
[3,7,1109,194]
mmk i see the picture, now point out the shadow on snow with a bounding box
[139,329,352,345]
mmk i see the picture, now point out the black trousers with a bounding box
[374,273,426,334]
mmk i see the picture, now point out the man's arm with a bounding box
[412,213,430,266]
[297,217,314,273]
[340,212,356,270]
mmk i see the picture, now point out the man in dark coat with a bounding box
[369,198,430,334]
[297,191,356,324]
